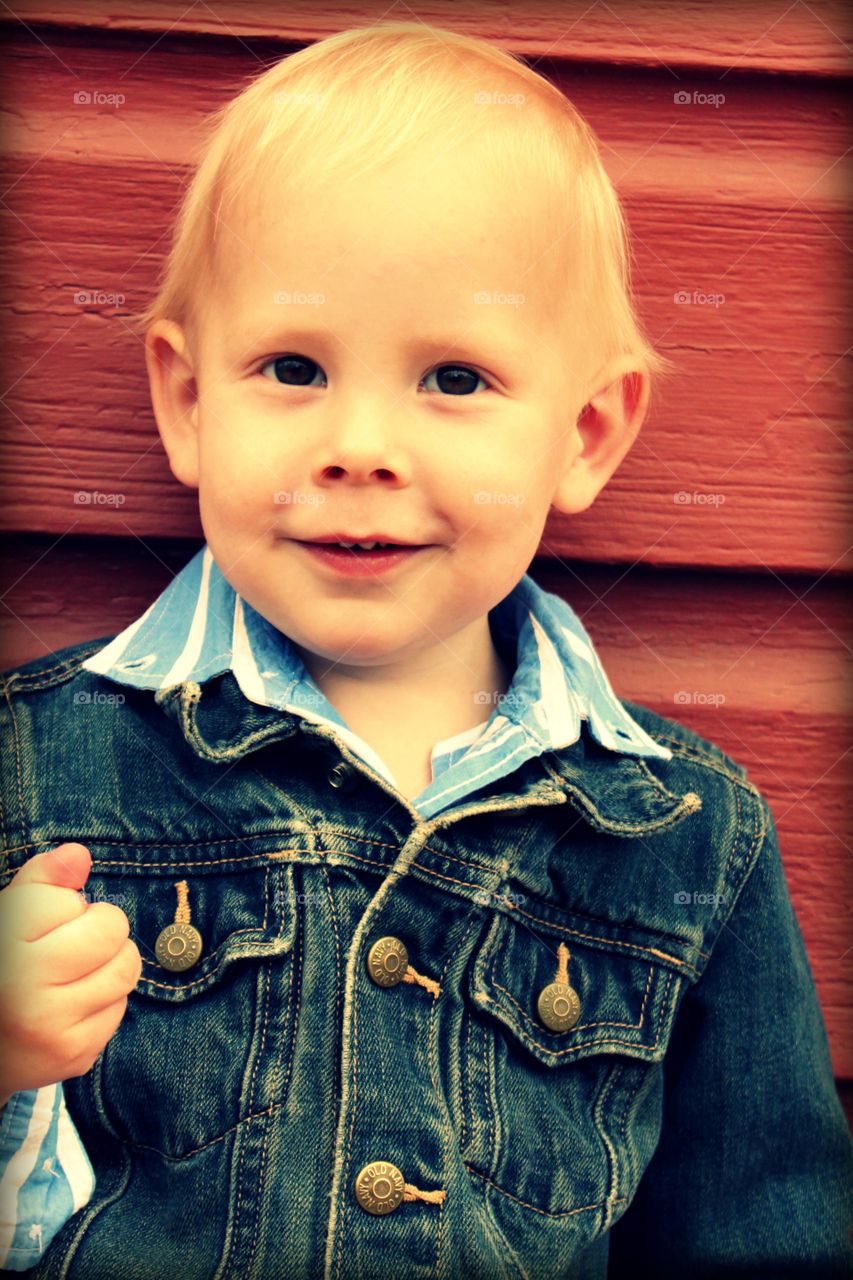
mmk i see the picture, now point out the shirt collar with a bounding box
[81,543,671,767]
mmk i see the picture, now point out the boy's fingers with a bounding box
[60,939,142,1027]
[4,844,92,893]
[0,886,91,945]
[63,994,131,1073]
[0,845,92,943]
[30,903,132,986]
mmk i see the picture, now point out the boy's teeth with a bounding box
[337,541,389,550]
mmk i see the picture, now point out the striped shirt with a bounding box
[0,1088,95,1271]
[0,543,670,1269]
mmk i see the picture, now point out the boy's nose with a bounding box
[312,429,413,487]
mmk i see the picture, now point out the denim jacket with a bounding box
[0,563,851,1278]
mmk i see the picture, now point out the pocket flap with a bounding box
[469,908,684,1067]
[86,860,297,1002]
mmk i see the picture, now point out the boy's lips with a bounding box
[295,532,426,547]
[292,540,432,578]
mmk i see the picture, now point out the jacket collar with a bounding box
[153,672,701,836]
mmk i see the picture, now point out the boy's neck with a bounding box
[296,616,514,745]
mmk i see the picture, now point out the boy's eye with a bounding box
[259,355,326,387]
[257,356,487,395]
[420,365,487,396]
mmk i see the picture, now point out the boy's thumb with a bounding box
[5,843,92,892]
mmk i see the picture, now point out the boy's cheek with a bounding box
[197,471,266,536]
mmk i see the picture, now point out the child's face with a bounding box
[152,152,629,675]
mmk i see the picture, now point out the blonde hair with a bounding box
[131,20,675,392]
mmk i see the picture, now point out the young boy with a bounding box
[1,20,851,1279]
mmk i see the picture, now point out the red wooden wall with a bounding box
[1,1,851,1125]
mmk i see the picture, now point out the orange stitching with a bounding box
[402,966,440,998]
[464,1163,625,1219]
[505,900,703,968]
[402,1184,445,1205]
[1,643,105,690]
[433,913,480,1271]
[0,681,23,860]
[141,866,287,989]
[476,969,674,1059]
[234,890,272,1268]
[491,960,654,1036]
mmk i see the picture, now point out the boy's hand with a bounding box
[0,843,142,1107]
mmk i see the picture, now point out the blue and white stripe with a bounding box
[0,1086,95,1271]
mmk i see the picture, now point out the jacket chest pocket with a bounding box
[84,860,299,1160]
[459,906,687,1226]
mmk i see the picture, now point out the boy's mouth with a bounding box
[295,532,427,551]
[301,540,409,551]
[292,539,431,578]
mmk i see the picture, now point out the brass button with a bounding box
[366,936,409,987]
[354,1160,405,1214]
[328,763,349,789]
[155,922,203,972]
[536,979,581,1031]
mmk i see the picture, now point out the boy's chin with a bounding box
[289,626,426,670]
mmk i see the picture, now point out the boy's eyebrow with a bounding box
[236,323,523,367]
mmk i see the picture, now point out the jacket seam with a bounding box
[478,965,677,1058]
[501,900,705,970]
[714,783,769,941]
[594,1056,627,1233]
[464,1163,627,1220]
[0,839,708,973]
[650,734,760,795]
[681,785,769,997]
[0,677,27,861]
[1,641,109,692]
[488,962,657,1038]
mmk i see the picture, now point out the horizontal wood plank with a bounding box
[1,535,849,1077]
[2,0,851,77]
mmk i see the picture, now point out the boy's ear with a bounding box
[144,320,200,490]
[551,355,650,516]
